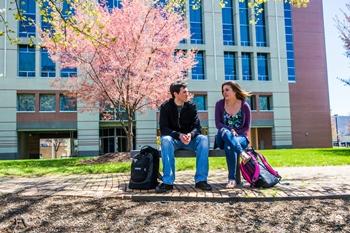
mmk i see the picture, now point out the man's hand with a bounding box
[180,133,191,145]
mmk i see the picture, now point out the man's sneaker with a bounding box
[155,183,173,193]
[195,181,212,191]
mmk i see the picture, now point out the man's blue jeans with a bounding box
[216,128,249,181]
[160,135,209,185]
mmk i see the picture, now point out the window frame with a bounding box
[192,94,208,112]
[18,0,36,38]
[39,94,57,112]
[17,94,36,112]
[18,44,36,77]
[224,52,237,80]
[191,51,206,80]
[259,95,273,111]
[59,94,77,112]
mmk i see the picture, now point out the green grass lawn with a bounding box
[0,157,130,177]
[0,148,349,177]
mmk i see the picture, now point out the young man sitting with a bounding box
[156,81,212,193]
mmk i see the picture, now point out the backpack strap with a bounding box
[140,145,160,157]
[240,163,252,184]
[256,152,281,178]
[250,155,260,183]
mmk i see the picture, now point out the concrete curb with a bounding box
[129,194,350,203]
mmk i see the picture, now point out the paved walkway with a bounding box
[1,166,350,202]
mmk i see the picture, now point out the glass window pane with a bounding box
[259,96,272,111]
[20,0,36,12]
[18,0,36,37]
[190,1,203,44]
[239,1,250,46]
[60,67,77,77]
[40,94,56,111]
[108,137,115,152]
[286,42,294,51]
[287,59,295,68]
[41,48,56,77]
[224,52,236,80]
[18,45,36,77]
[60,94,77,111]
[17,94,35,111]
[258,53,269,81]
[222,0,234,45]
[41,1,53,32]
[241,53,252,80]
[284,2,296,82]
[247,95,256,110]
[107,0,122,8]
[62,0,75,19]
[192,51,205,80]
[193,95,207,111]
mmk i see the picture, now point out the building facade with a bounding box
[331,115,350,146]
[0,0,332,160]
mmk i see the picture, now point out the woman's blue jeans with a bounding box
[216,128,249,180]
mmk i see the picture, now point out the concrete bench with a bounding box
[131,149,242,184]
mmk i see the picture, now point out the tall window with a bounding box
[60,94,77,111]
[222,0,234,45]
[241,53,252,80]
[239,0,250,46]
[190,1,203,44]
[192,51,205,80]
[62,0,75,19]
[257,53,269,81]
[40,1,53,33]
[247,95,256,111]
[255,4,267,47]
[17,94,35,112]
[259,95,272,111]
[40,94,56,112]
[224,52,236,80]
[41,48,56,77]
[60,67,77,77]
[18,0,36,38]
[284,2,296,81]
[18,45,35,77]
[193,95,207,111]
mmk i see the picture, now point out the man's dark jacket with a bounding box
[159,98,201,140]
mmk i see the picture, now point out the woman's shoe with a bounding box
[225,180,237,189]
[240,151,251,164]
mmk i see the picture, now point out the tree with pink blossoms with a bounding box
[40,0,196,151]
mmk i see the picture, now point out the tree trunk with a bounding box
[126,114,134,152]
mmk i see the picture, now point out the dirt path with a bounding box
[0,194,349,233]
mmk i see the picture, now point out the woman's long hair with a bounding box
[221,81,251,100]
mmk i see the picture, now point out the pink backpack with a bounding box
[240,148,281,188]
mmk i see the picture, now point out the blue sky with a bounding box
[323,0,350,116]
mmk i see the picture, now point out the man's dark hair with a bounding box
[170,81,187,98]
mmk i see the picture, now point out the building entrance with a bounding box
[99,127,134,154]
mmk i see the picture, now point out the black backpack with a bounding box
[128,146,161,190]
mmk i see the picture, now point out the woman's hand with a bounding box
[231,129,238,136]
